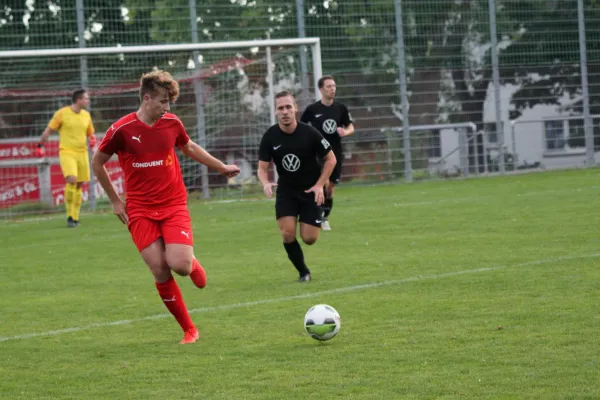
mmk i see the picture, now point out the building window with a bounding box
[544,120,565,150]
[545,119,588,151]
[568,119,585,148]
[484,122,502,143]
[428,130,441,158]
[594,118,600,150]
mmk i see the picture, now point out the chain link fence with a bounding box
[1,0,598,216]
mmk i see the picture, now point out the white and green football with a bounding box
[304,304,341,341]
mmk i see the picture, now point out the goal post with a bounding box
[0,37,323,218]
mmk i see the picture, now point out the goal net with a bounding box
[0,38,322,218]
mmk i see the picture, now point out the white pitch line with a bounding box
[1,252,598,343]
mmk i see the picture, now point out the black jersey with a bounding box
[259,122,332,190]
[300,101,353,153]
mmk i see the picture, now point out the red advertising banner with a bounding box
[0,137,124,209]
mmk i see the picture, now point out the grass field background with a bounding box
[1,169,599,399]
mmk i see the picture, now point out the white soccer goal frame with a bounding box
[0,39,323,101]
[0,37,323,212]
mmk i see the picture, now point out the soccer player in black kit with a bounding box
[301,75,355,231]
[257,91,337,282]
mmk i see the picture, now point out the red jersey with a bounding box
[98,112,190,209]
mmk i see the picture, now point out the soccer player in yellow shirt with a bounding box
[36,89,96,227]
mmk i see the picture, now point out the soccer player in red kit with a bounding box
[92,70,240,344]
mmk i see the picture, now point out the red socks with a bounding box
[155,277,195,332]
[189,258,207,289]
[154,258,206,332]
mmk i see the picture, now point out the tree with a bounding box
[124,0,296,44]
[0,0,152,50]
[498,0,600,119]
[0,0,154,85]
[0,1,154,138]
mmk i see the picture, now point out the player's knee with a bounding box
[301,235,317,245]
[145,261,171,282]
[65,176,77,185]
[169,255,194,276]
[152,268,173,283]
[282,234,297,243]
[279,228,297,243]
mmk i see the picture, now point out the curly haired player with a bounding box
[92,70,240,344]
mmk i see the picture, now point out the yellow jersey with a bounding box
[48,106,94,152]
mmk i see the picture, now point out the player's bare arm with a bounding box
[39,127,55,144]
[180,140,240,178]
[257,160,277,197]
[337,123,355,137]
[91,150,128,224]
[305,151,336,205]
[35,127,56,156]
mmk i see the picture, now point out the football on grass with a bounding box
[304,304,341,341]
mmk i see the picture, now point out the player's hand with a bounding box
[305,184,325,206]
[220,164,240,178]
[111,198,128,225]
[336,127,345,137]
[88,134,97,150]
[34,143,45,157]
[263,183,277,198]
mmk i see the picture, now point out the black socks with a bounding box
[283,240,310,277]
[322,197,333,219]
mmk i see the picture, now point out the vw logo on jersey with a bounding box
[282,154,301,172]
[322,119,338,134]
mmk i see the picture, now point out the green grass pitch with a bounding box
[1,168,599,399]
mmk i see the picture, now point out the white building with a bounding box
[433,83,599,175]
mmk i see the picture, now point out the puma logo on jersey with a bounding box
[132,135,141,143]
[181,231,190,238]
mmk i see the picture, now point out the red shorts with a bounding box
[127,206,193,252]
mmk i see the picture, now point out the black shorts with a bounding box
[275,187,322,227]
[329,150,343,184]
